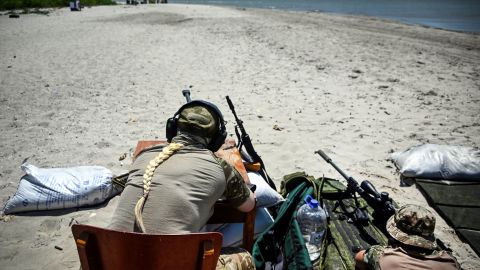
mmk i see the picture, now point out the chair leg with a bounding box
[199,239,216,270]
[75,231,102,270]
[243,208,256,253]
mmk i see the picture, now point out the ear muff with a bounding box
[165,116,178,143]
[165,100,227,152]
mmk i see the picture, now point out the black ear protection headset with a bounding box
[166,100,227,152]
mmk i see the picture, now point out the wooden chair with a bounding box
[133,140,256,252]
[72,224,222,270]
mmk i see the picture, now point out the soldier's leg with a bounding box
[216,247,255,270]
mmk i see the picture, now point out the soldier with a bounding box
[109,101,256,269]
[355,204,460,270]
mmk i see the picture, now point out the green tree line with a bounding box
[1,0,116,10]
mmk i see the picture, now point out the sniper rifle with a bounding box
[226,96,277,190]
[315,149,396,230]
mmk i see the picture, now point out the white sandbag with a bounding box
[391,144,480,180]
[248,171,284,208]
[206,207,274,247]
[3,163,121,214]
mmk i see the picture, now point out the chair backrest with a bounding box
[133,140,256,252]
[72,224,223,270]
[132,140,167,160]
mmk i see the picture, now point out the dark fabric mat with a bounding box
[416,179,480,256]
[322,198,389,270]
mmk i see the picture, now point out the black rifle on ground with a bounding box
[315,149,396,229]
[226,96,277,190]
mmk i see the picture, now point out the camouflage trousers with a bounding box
[216,247,256,270]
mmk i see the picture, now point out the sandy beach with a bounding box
[0,4,479,269]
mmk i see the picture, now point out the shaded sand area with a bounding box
[0,4,479,269]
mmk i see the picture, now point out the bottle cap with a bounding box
[308,199,319,208]
[304,195,319,208]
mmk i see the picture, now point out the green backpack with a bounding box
[252,172,388,270]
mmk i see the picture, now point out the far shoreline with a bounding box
[3,1,479,35]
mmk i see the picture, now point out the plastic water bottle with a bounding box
[296,195,327,262]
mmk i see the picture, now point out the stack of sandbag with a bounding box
[391,143,480,180]
[3,162,122,214]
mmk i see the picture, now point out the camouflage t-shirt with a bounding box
[109,136,251,234]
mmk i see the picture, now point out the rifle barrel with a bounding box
[315,150,351,181]
[226,96,235,112]
[182,89,191,103]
